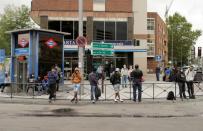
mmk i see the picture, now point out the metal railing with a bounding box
[0,81,203,101]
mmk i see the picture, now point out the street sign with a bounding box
[76,36,87,47]
[91,42,114,49]
[155,55,162,62]
[91,42,114,56]
[91,50,114,56]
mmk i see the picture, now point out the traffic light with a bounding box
[198,47,202,58]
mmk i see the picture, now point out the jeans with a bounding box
[178,82,186,99]
[156,73,160,81]
[122,75,128,87]
[186,81,194,98]
[49,83,56,100]
[91,85,96,101]
[133,83,142,102]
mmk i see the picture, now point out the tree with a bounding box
[0,5,34,55]
[167,13,201,66]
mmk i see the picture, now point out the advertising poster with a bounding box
[0,49,5,84]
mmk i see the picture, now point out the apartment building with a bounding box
[147,12,168,73]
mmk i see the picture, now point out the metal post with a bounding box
[130,80,132,100]
[105,84,106,101]
[171,30,174,67]
[153,83,155,100]
[78,0,84,94]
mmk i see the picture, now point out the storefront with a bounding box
[8,29,68,86]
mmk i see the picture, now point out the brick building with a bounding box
[147,12,168,73]
[30,0,147,77]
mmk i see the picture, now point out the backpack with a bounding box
[167,91,175,100]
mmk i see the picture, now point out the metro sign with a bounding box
[45,38,57,48]
[18,38,29,48]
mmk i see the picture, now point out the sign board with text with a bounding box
[91,42,114,56]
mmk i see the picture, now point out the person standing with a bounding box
[71,68,81,103]
[176,69,187,100]
[185,66,196,99]
[130,64,143,102]
[121,64,129,88]
[155,65,161,81]
[110,68,124,102]
[0,73,10,92]
[88,68,99,103]
[54,64,61,91]
[47,68,57,103]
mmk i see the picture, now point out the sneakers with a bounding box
[92,100,95,104]
[119,99,124,102]
[114,99,124,102]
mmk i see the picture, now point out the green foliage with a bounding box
[0,5,34,55]
[167,13,201,66]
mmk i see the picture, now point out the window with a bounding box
[105,22,115,40]
[93,21,105,40]
[147,18,155,30]
[147,44,155,56]
[93,0,105,11]
[62,21,73,39]
[133,39,140,46]
[48,21,60,31]
[116,22,127,40]
[61,21,86,39]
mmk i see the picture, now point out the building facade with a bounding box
[147,12,168,73]
[30,0,147,78]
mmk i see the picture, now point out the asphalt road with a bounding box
[0,100,203,131]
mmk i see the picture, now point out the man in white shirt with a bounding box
[185,66,196,99]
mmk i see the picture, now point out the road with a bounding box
[0,99,203,131]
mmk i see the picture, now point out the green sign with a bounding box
[91,50,114,56]
[91,42,114,49]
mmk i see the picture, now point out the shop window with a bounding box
[62,21,73,39]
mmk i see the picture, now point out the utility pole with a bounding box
[78,0,84,94]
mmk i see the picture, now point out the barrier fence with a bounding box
[0,81,203,101]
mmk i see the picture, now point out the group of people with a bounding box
[156,65,198,100]
[176,66,196,100]
[85,64,143,103]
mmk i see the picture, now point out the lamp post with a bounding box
[78,0,84,94]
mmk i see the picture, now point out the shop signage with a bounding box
[18,33,29,48]
[64,40,132,46]
[15,48,29,56]
[45,38,57,48]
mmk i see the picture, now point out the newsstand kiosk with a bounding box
[8,28,69,90]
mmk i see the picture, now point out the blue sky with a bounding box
[0,0,202,48]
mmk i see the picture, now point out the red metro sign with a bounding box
[45,38,57,48]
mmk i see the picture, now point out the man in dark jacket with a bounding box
[176,69,187,100]
[48,68,57,103]
[88,68,99,103]
[130,64,143,102]
[110,68,123,102]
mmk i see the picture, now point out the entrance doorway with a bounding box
[16,60,27,91]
